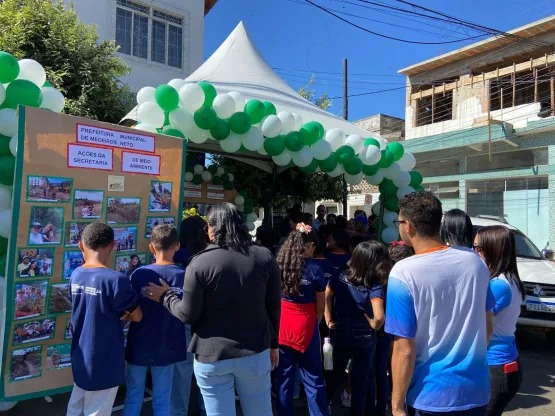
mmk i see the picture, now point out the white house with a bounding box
[64,0,217,90]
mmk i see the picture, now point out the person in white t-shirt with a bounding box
[29,222,44,245]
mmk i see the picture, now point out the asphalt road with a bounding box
[3,328,554,415]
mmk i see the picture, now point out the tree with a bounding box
[0,0,134,124]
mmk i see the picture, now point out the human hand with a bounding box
[145,279,171,302]
[327,321,335,329]
[120,311,130,320]
[270,348,279,370]
[392,407,407,416]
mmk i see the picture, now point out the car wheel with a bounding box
[546,330,555,344]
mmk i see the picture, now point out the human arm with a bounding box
[486,311,493,344]
[391,336,416,416]
[121,306,143,322]
[325,286,335,328]
[366,298,385,330]
[113,275,142,323]
[267,257,282,370]
[315,292,325,324]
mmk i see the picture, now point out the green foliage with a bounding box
[182,207,206,222]
[298,76,332,111]
[0,0,134,123]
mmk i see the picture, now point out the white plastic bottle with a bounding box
[323,337,333,370]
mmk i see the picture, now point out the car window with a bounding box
[472,226,543,260]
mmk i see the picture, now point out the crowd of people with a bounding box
[66,193,524,416]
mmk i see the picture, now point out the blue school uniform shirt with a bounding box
[309,258,338,285]
[281,261,326,304]
[328,273,384,319]
[70,266,137,391]
[385,247,495,412]
[126,264,187,366]
[324,252,351,272]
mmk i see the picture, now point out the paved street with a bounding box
[4,328,554,416]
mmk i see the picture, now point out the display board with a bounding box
[0,106,186,401]
[183,181,237,215]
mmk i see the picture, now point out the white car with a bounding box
[471,216,555,343]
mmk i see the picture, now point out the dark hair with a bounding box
[207,202,251,249]
[335,215,348,230]
[290,211,304,225]
[441,209,473,248]
[303,213,313,222]
[151,225,178,251]
[314,231,328,256]
[354,210,366,218]
[277,230,318,297]
[345,241,392,287]
[82,222,114,250]
[333,230,350,251]
[398,191,443,238]
[319,223,336,237]
[180,216,208,256]
[255,226,277,251]
[476,225,525,300]
[388,244,414,264]
[326,213,336,222]
[350,235,364,251]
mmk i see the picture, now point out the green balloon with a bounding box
[194,106,218,130]
[155,84,179,112]
[212,176,222,185]
[318,153,338,173]
[4,79,42,109]
[264,136,285,156]
[239,145,248,152]
[377,149,394,169]
[240,190,249,198]
[210,119,230,141]
[301,159,319,173]
[229,112,251,134]
[221,173,230,182]
[384,196,399,212]
[364,138,380,148]
[0,155,15,186]
[0,236,7,256]
[362,164,379,176]
[335,145,355,165]
[301,122,323,146]
[242,213,248,222]
[387,141,405,161]
[164,111,170,127]
[414,185,425,192]
[198,82,217,107]
[0,52,19,83]
[379,178,398,197]
[185,164,194,173]
[372,219,381,232]
[162,127,184,138]
[192,174,203,185]
[208,165,218,175]
[43,80,52,87]
[245,99,266,124]
[244,204,253,214]
[262,101,277,116]
[410,171,423,187]
[344,156,363,175]
[285,131,304,152]
[0,254,6,276]
[0,135,11,156]
[224,181,235,191]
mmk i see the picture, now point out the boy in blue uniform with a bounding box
[67,223,142,416]
[123,225,187,416]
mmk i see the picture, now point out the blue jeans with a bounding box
[274,328,328,416]
[194,349,272,416]
[370,333,393,415]
[408,405,487,416]
[124,363,174,416]
[171,325,206,416]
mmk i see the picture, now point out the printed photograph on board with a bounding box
[63,251,84,280]
[64,317,72,340]
[13,318,55,345]
[28,207,64,245]
[115,253,146,277]
[149,181,172,212]
[114,226,138,252]
[48,283,72,315]
[27,176,72,203]
[17,248,54,277]
[10,346,42,381]
[14,280,47,320]
[107,197,141,224]
[46,343,72,370]
[145,217,175,238]
[73,190,104,219]
[65,222,89,247]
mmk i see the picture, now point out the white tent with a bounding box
[121,22,372,173]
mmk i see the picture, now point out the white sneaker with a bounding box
[341,390,351,408]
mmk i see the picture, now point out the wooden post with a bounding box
[512,69,516,107]
[342,58,348,217]
[500,87,503,111]
[551,76,554,115]
[534,68,538,103]
[488,83,492,162]
[431,85,436,123]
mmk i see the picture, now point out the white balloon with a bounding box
[397,186,415,199]
[257,145,268,156]
[184,172,194,182]
[137,102,165,128]
[398,152,416,171]
[0,209,11,239]
[246,221,256,232]
[272,150,292,166]
[227,173,234,181]
[135,123,157,133]
[39,87,65,112]
[383,211,399,228]
[187,124,209,144]
[9,135,17,157]
[325,129,345,151]
[220,133,242,153]
[234,196,245,206]
[291,146,313,168]
[277,111,295,134]
[345,134,365,155]
[366,171,384,185]
[0,185,12,211]
[216,167,225,176]
[311,140,332,161]
[0,84,5,106]
[201,170,212,182]
[292,113,303,131]
[168,79,186,91]
[193,164,204,175]
[383,163,401,181]
[381,227,400,244]
[393,171,411,188]
[359,145,381,166]
[247,212,258,223]
[137,86,156,105]
[327,164,345,178]
[376,137,387,150]
[372,201,382,216]
[179,83,205,111]
[17,59,46,87]
[0,401,18,412]
[241,126,264,151]
[261,115,282,138]
[228,91,246,111]
[344,172,363,185]
[169,108,195,135]
[0,109,18,137]
[213,94,236,119]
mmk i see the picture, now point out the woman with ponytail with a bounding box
[274,223,329,416]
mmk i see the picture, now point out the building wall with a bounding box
[65,0,204,90]
[355,114,405,141]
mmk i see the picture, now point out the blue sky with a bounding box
[205,0,555,121]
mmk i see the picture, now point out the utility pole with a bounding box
[342,58,348,217]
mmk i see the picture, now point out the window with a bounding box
[415,158,459,178]
[115,0,186,69]
[424,181,459,199]
[490,67,553,111]
[416,91,453,126]
[466,148,548,173]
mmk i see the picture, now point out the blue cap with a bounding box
[354,215,368,225]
